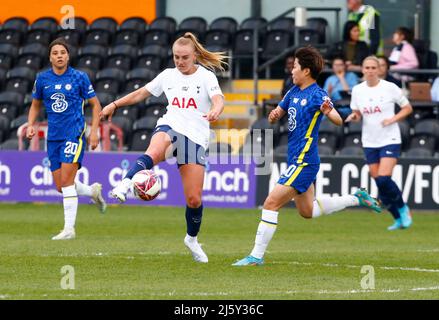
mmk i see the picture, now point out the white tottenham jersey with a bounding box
[144,65,223,149]
[350,80,410,148]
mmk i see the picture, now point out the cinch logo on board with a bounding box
[172,97,198,109]
[30,164,53,186]
[204,168,249,192]
[0,161,11,185]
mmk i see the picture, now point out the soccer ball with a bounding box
[132,170,161,201]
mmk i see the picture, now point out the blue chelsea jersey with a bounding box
[32,67,96,141]
[278,83,328,165]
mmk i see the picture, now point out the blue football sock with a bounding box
[375,176,402,219]
[125,154,154,179]
[377,193,400,219]
[186,204,203,237]
[385,178,405,209]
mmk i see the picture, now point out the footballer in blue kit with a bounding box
[276,82,327,194]
[233,46,382,267]
[26,38,106,240]
[32,63,95,170]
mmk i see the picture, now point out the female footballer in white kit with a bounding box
[100,32,227,263]
[346,56,413,230]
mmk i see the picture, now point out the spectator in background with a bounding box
[347,0,383,55]
[324,57,359,101]
[328,21,369,73]
[389,27,419,70]
[324,57,359,121]
[431,76,439,102]
[377,55,402,87]
[281,55,295,96]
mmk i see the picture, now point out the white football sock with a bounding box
[312,196,360,218]
[185,234,197,243]
[62,185,78,230]
[250,209,278,259]
[75,180,92,197]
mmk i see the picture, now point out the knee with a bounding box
[186,193,202,208]
[298,208,313,219]
[263,196,280,211]
[144,152,158,165]
[60,178,73,189]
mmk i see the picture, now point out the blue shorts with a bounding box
[277,161,319,194]
[47,134,86,172]
[153,125,206,167]
[363,144,401,164]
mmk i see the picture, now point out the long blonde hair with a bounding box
[173,32,228,72]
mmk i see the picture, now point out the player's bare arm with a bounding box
[88,96,102,150]
[345,110,362,123]
[382,103,413,127]
[100,87,152,121]
[321,99,342,126]
[204,94,224,122]
[26,99,42,140]
[268,106,286,124]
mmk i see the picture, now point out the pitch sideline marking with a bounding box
[271,260,439,273]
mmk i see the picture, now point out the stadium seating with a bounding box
[125,68,157,92]
[342,133,362,148]
[149,16,177,35]
[137,44,167,71]
[5,67,35,94]
[318,144,335,156]
[297,29,320,45]
[133,116,157,131]
[0,17,28,46]
[30,17,58,34]
[76,44,107,70]
[106,44,138,70]
[409,119,439,153]
[16,43,47,70]
[0,44,18,70]
[204,17,237,52]
[398,120,411,151]
[275,132,288,148]
[0,114,10,142]
[274,144,288,157]
[114,17,147,46]
[268,17,295,32]
[95,68,125,95]
[129,130,152,151]
[115,105,141,122]
[339,146,364,157]
[405,147,434,158]
[62,17,88,35]
[175,17,208,40]
[0,137,19,150]
[110,116,133,144]
[306,17,328,44]
[261,30,293,59]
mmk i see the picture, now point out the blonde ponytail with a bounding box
[174,32,229,72]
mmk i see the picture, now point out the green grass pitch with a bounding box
[0,202,438,300]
